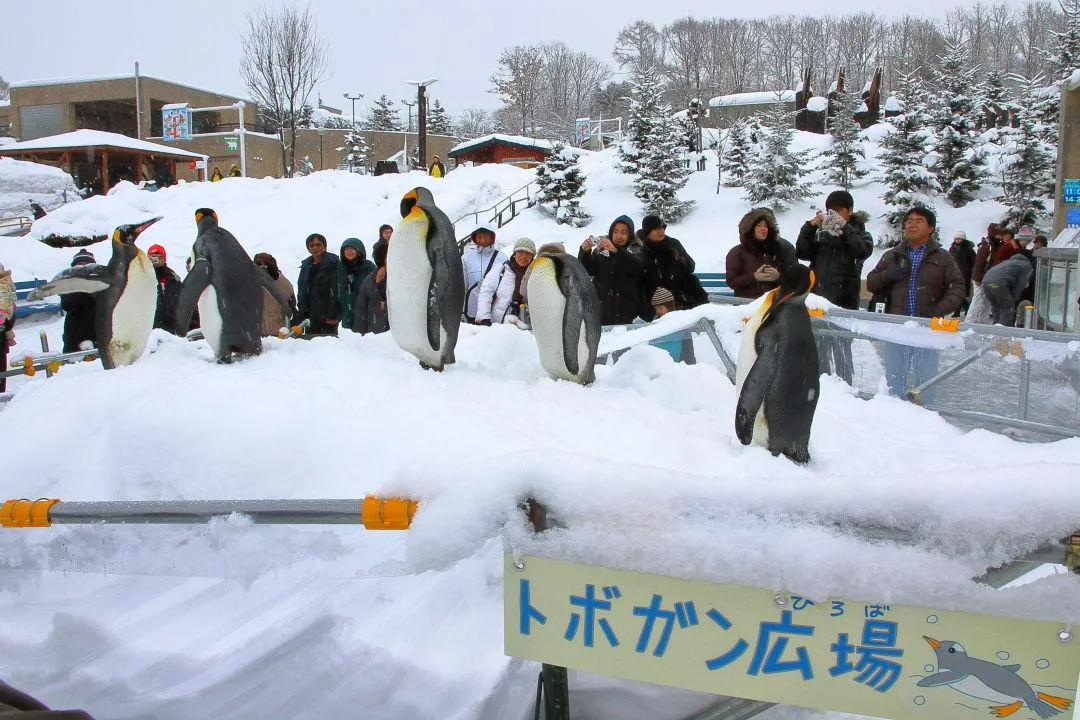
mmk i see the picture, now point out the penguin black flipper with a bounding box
[917,671,969,687]
[255,265,294,322]
[735,331,778,446]
[176,258,211,335]
[28,264,112,300]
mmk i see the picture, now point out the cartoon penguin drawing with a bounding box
[29,218,161,369]
[734,264,819,463]
[386,187,464,371]
[919,636,1073,718]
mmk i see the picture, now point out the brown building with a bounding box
[5,75,458,181]
[447,134,553,167]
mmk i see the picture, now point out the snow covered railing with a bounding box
[452,180,539,246]
[0,215,32,237]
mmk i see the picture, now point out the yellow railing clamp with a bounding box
[361,496,418,530]
[930,317,961,332]
[1,498,60,528]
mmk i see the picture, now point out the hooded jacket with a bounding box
[578,215,650,324]
[337,238,376,331]
[462,229,508,321]
[726,208,798,299]
[949,238,977,288]
[637,227,709,315]
[794,210,873,309]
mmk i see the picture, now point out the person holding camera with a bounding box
[475,238,536,326]
[866,207,965,400]
[726,208,797,299]
[578,215,650,325]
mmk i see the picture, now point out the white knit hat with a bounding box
[953,230,967,240]
[512,238,536,255]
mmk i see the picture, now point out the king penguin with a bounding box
[734,264,819,464]
[386,187,464,371]
[176,208,293,363]
[525,250,602,385]
[29,218,161,369]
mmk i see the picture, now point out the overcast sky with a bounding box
[5,0,987,120]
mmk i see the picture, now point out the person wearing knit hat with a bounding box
[61,250,100,353]
[475,238,536,325]
[640,214,709,314]
[645,285,696,364]
[147,243,184,334]
[949,229,976,317]
[651,286,676,315]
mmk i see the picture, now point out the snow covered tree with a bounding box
[718,119,752,188]
[1050,0,1080,80]
[618,66,661,177]
[296,103,314,128]
[535,142,590,226]
[978,70,1016,129]
[879,72,939,245]
[1020,77,1061,144]
[0,76,9,102]
[367,95,402,131]
[295,155,315,176]
[337,129,369,173]
[744,92,810,211]
[825,86,867,189]
[999,77,1057,227]
[427,99,452,135]
[930,41,988,207]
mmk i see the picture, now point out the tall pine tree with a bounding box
[826,86,867,189]
[367,95,402,131]
[636,108,695,219]
[744,92,810,211]
[999,76,1057,227]
[535,142,590,226]
[1051,0,1080,80]
[337,129,370,173]
[978,70,1016,129]
[427,99,452,135]
[930,41,988,207]
[879,72,939,244]
[718,119,752,188]
[618,65,660,178]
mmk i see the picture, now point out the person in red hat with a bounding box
[147,244,184,335]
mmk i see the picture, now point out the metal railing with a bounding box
[453,180,539,246]
[0,216,32,237]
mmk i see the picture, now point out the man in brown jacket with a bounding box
[866,207,966,402]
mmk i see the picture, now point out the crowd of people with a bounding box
[0,192,1058,399]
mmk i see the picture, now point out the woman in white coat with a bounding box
[475,238,536,325]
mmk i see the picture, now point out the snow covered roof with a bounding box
[0,129,207,159]
[11,75,246,102]
[709,90,795,108]
[806,96,828,112]
[448,134,555,157]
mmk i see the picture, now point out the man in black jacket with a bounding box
[638,214,708,318]
[578,215,650,325]
[948,230,976,317]
[61,249,98,353]
[294,233,341,336]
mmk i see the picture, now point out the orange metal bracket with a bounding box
[1,498,60,528]
[930,317,961,332]
[361,496,418,530]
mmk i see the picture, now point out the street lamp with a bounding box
[400,99,417,133]
[317,127,325,171]
[343,92,363,129]
[405,79,438,171]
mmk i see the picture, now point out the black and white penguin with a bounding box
[386,187,464,370]
[29,218,161,369]
[525,250,602,385]
[734,264,819,464]
[176,208,293,363]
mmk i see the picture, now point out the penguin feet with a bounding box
[418,361,444,372]
[1036,692,1073,712]
[989,700,1023,717]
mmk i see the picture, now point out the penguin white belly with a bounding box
[947,676,1017,705]
[109,256,157,366]
[528,269,574,381]
[198,285,223,356]
[387,239,441,365]
[736,299,771,447]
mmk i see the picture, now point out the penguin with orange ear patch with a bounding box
[734,264,819,463]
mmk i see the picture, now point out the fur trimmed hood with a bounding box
[738,207,779,244]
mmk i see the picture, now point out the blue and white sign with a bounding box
[1066,207,1080,228]
[162,104,191,142]
[1063,178,1080,204]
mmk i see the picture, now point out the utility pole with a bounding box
[406,79,438,172]
[400,99,417,133]
[343,92,363,129]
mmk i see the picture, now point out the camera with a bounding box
[592,235,610,257]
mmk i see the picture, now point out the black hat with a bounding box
[71,249,96,266]
[642,215,666,235]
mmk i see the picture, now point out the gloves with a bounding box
[821,210,847,237]
[883,264,909,284]
[753,265,779,282]
[477,319,492,326]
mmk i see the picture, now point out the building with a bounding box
[448,134,554,168]
[4,75,458,183]
[704,91,796,128]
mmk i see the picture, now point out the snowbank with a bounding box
[0,156,80,219]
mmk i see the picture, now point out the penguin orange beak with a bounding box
[809,270,816,290]
[923,636,941,649]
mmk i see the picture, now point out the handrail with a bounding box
[453,179,539,245]
[0,216,33,237]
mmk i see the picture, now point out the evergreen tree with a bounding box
[1019,77,1061,144]
[930,41,988,207]
[617,65,661,177]
[427,99,453,136]
[718,120,752,187]
[825,86,867,189]
[978,70,1016,129]
[999,77,1057,227]
[296,155,315,176]
[743,92,810,211]
[535,142,590,226]
[296,104,314,129]
[367,95,402,131]
[337,129,370,174]
[879,72,939,244]
[1051,0,1080,80]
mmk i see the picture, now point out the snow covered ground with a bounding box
[1,139,1077,720]
[0,156,79,222]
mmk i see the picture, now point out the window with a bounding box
[18,104,63,140]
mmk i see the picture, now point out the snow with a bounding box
[0,129,206,159]
[806,96,828,112]
[0,156,79,219]
[0,136,1075,720]
[11,75,245,103]
[709,90,795,107]
[885,96,903,112]
[449,133,555,156]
